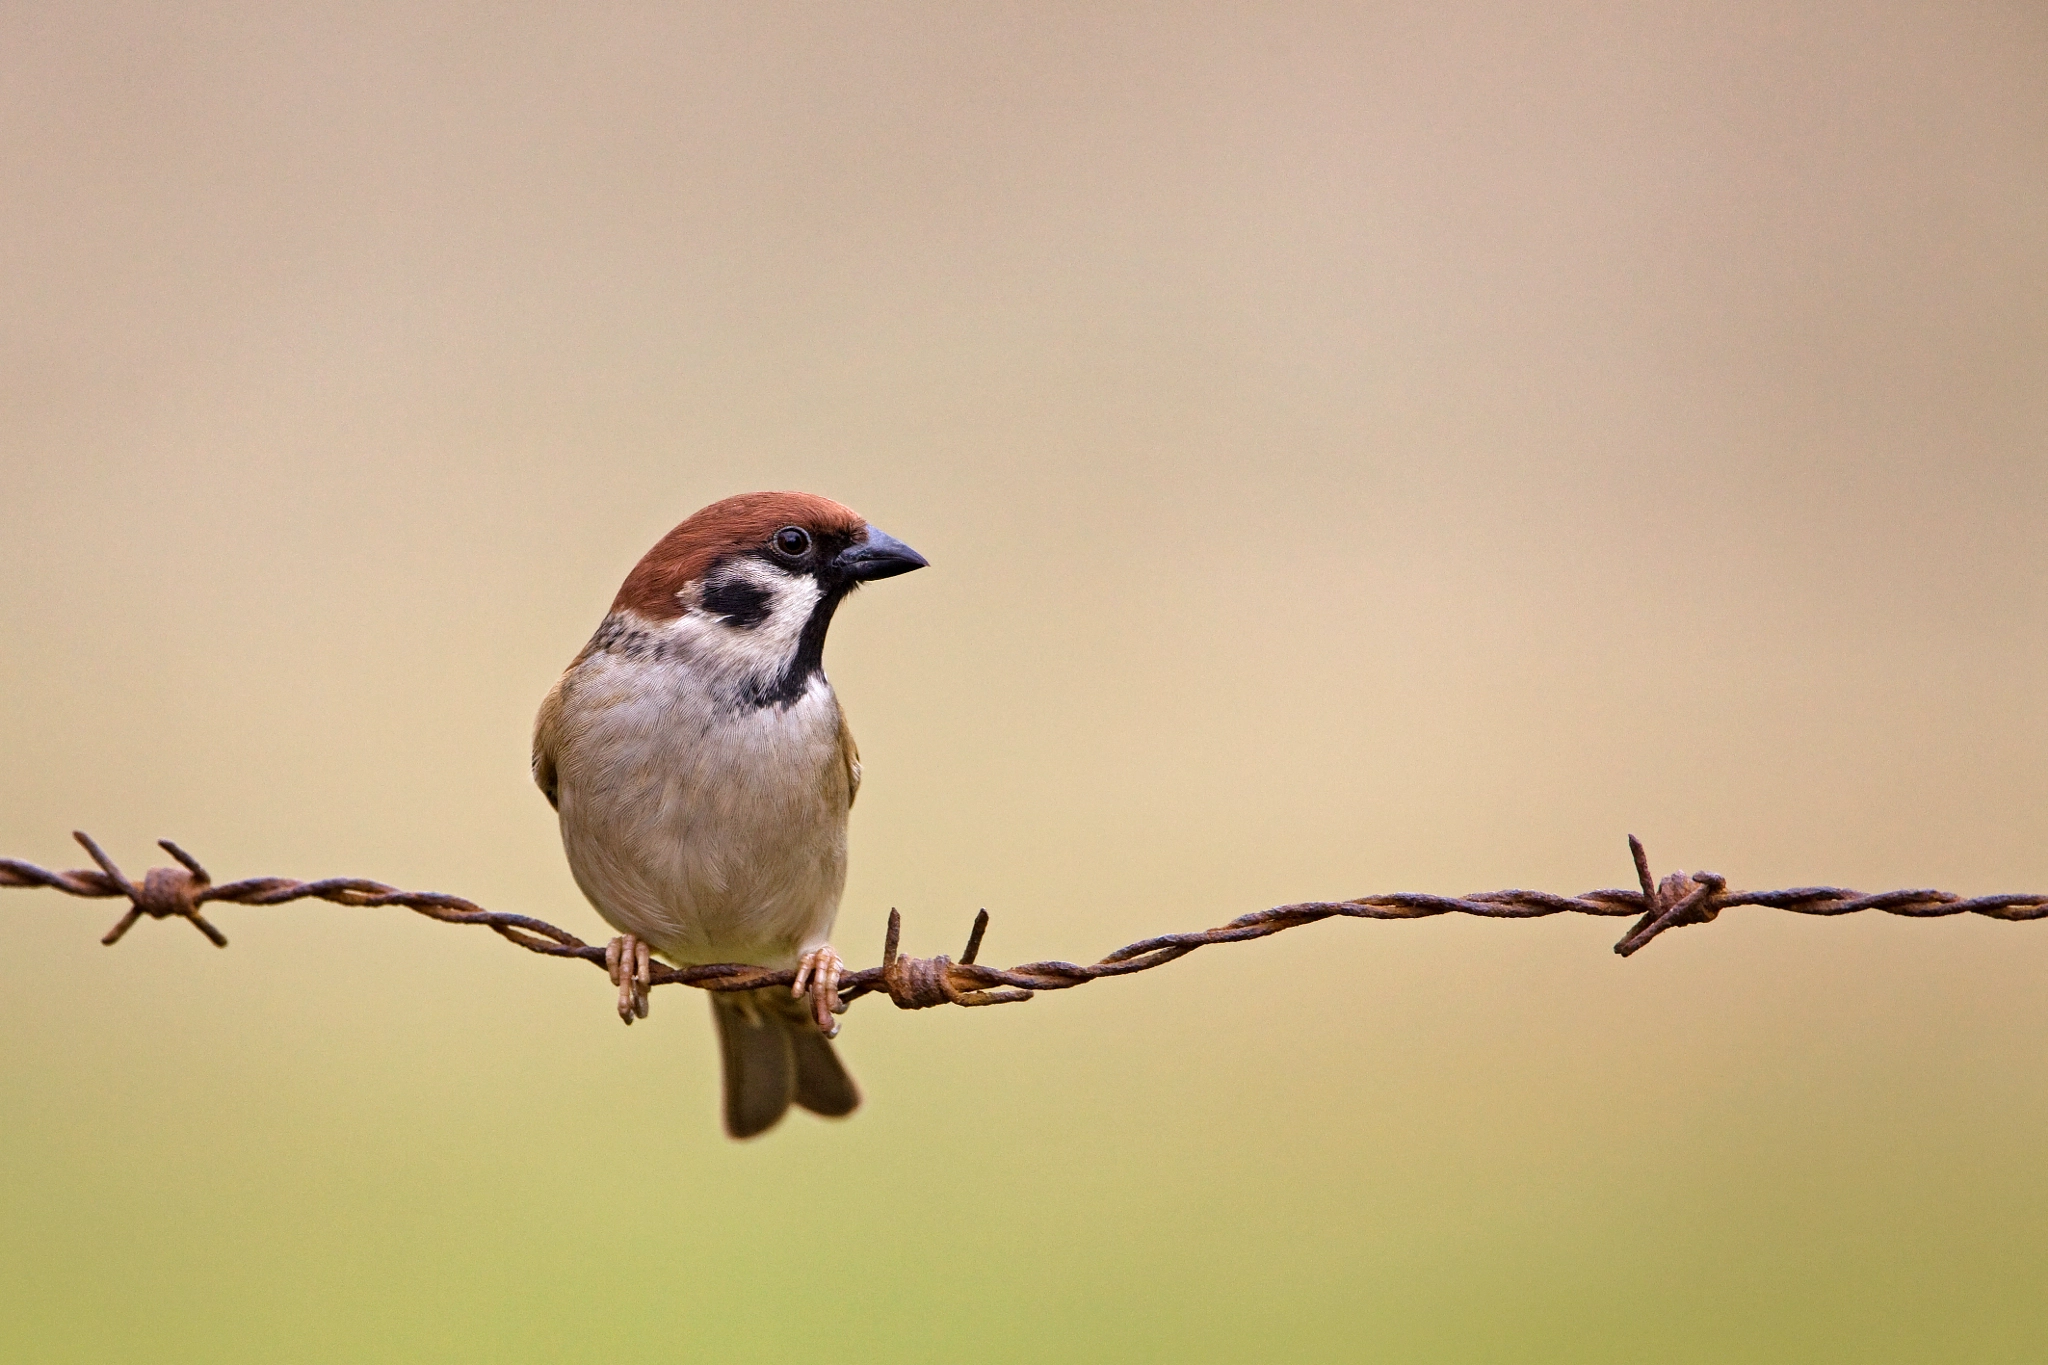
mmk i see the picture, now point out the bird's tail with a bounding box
[710,988,860,1139]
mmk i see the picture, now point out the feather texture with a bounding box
[713,990,859,1138]
[536,492,922,1137]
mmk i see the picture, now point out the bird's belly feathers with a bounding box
[552,656,850,967]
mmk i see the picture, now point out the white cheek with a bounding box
[665,562,822,686]
[750,571,824,654]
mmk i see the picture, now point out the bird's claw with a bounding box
[606,935,651,1023]
[791,945,844,1038]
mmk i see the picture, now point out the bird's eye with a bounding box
[773,526,812,558]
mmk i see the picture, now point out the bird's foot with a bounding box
[791,945,845,1038]
[606,935,651,1023]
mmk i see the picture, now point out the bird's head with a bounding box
[606,491,927,706]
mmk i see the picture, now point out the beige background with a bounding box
[4,3,2045,1360]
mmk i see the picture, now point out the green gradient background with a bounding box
[5,4,2046,1361]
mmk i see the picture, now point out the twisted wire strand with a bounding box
[5,832,2044,1016]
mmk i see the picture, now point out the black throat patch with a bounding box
[736,582,852,709]
[696,546,862,710]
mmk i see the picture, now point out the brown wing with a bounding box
[532,673,568,811]
[836,704,862,808]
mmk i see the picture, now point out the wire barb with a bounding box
[67,830,228,947]
[5,834,2045,1022]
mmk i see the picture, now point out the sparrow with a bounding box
[532,491,927,1137]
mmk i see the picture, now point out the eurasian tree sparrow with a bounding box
[533,491,927,1137]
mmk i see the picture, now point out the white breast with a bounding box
[551,648,851,968]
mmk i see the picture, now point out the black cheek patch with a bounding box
[700,577,772,628]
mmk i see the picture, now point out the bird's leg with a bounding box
[605,935,651,1023]
[791,945,845,1038]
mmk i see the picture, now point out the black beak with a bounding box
[836,525,929,582]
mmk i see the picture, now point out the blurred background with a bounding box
[4,2,2045,1360]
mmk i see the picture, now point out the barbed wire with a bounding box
[4,831,2045,1022]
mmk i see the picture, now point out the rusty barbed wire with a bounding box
[4,832,2045,1020]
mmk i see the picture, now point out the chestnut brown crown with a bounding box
[611,491,923,620]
